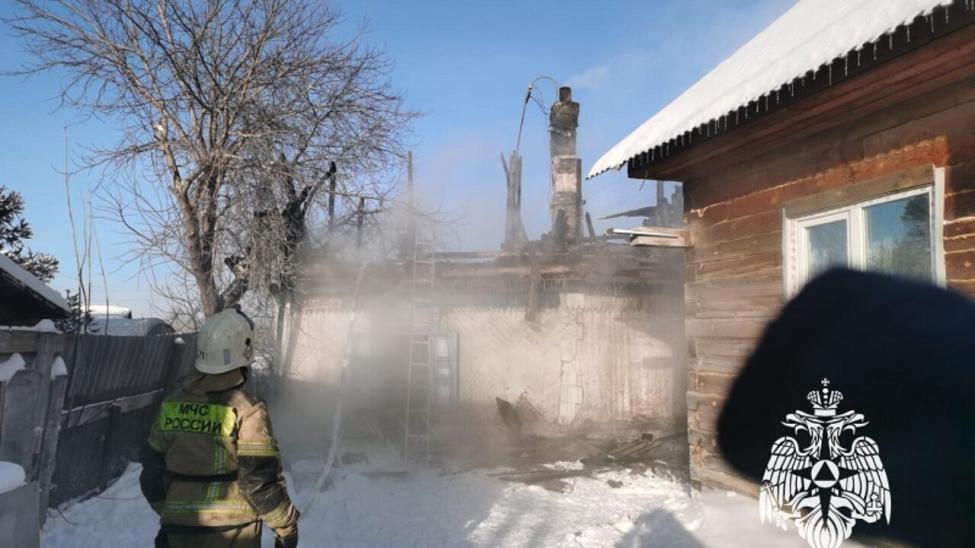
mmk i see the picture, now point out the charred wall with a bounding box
[438,276,686,433]
[288,249,688,442]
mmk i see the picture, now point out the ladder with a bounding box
[404,234,436,462]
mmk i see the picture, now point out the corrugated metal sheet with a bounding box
[589,0,962,178]
[50,334,196,506]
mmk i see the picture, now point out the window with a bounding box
[785,176,944,294]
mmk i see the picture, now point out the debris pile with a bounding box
[491,432,687,492]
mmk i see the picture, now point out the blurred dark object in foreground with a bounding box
[718,268,975,548]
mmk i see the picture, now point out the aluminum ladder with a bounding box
[404,234,436,462]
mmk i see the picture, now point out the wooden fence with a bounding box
[0,329,196,522]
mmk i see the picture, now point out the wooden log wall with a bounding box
[682,75,975,492]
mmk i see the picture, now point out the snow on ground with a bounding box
[41,452,866,548]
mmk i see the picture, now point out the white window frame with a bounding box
[784,167,945,296]
[794,209,852,288]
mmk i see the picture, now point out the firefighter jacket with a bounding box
[139,369,298,538]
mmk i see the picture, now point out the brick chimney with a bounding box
[549,86,582,241]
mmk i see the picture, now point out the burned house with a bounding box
[284,88,687,458]
[590,0,975,491]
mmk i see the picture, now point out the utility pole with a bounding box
[326,161,337,232]
[405,151,416,259]
[356,197,366,248]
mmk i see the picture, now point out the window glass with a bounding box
[865,194,932,281]
[806,220,848,277]
[788,184,939,295]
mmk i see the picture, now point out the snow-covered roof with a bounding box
[87,304,132,318]
[0,252,70,313]
[588,0,956,179]
[87,316,174,336]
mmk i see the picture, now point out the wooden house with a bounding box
[589,0,975,491]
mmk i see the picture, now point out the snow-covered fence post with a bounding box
[0,366,43,474]
[30,333,56,481]
[0,333,59,479]
[0,331,65,525]
[0,460,39,548]
[162,334,196,395]
[36,341,68,522]
[0,354,43,546]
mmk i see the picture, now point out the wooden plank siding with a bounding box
[678,66,975,490]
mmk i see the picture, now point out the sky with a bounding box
[0,0,793,317]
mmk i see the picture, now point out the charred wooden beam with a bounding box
[501,152,526,249]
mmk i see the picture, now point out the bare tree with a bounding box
[6,0,414,317]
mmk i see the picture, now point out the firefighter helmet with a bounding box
[195,308,255,374]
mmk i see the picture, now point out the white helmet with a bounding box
[195,308,254,375]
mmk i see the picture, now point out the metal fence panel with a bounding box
[49,333,197,506]
[61,335,176,408]
[0,331,203,516]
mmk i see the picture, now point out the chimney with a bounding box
[549,86,582,241]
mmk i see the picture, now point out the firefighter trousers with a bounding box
[158,521,262,548]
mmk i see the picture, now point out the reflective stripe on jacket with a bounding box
[139,369,298,537]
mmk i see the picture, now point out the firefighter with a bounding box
[139,308,299,548]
